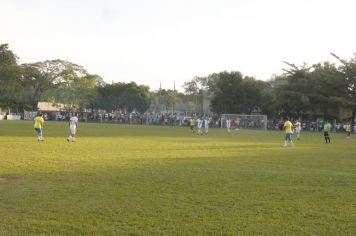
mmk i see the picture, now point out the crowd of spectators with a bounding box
[267,119,356,132]
[17,110,356,132]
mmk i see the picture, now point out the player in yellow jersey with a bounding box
[189,117,196,133]
[283,117,295,147]
[34,113,44,141]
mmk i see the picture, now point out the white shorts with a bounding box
[70,126,77,135]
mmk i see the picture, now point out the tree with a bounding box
[0,47,108,112]
[98,82,151,113]
[331,53,356,124]
[119,82,151,113]
[310,62,349,118]
[0,44,23,110]
[183,76,209,113]
[270,61,350,119]
[29,60,104,111]
[0,64,24,110]
[270,64,313,117]
[208,71,263,114]
[240,76,265,114]
[133,84,151,113]
[258,79,275,117]
[0,44,18,65]
[77,74,103,111]
[155,89,180,112]
[21,64,59,110]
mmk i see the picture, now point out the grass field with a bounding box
[1,121,356,235]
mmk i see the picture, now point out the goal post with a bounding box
[220,114,267,130]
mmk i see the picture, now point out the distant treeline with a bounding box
[1,43,356,122]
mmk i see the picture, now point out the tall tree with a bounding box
[119,82,151,113]
[310,62,349,118]
[208,71,263,114]
[0,64,24,109]
[271,61,351,119]
[270,64,313,117]
[183,76,209,113]
[331,53,356,124]
[0,44,18,65]
[98,82,151,113]
[0,44,23,110]
[21,64,59,110]
[30,60,104,111]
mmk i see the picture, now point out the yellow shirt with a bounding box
[190,118,195,126]
[284,121,293,133]
[34,116,44,128]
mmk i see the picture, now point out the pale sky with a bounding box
[1,0,356,91]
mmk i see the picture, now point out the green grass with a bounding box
[1,121,356,235]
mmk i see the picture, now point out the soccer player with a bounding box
[294,119,302,140]
[345,121,351,139]
[67,113,79,142]
[196,117,203,135]
[283,118,294,147]
[230,117,235,130]
[203,117,209,135]
[323,120,331,143]
[189,117,195,133]
[33,113,44,141]
[226,116,231,133]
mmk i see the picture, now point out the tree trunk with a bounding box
[32,100,37,111]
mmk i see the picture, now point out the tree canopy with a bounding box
[1,43,356,123]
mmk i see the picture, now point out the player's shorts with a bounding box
[70,126,77,135]
[324,131,329,137]
[285,133,292,141]
[190,125,195,130]
[34,128,42,134]
[295,128,301,134]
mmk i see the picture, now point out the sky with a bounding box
[1,0,356,91]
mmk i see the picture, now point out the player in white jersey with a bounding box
[294,120,301,140]
[204,117,209,135]
[196,117,203,135]
[226,117,231,133]
[67,113,79,142]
